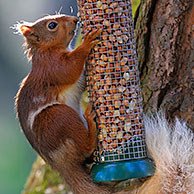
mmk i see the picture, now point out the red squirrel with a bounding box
[14,14,114,194]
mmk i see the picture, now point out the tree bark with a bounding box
[22,0,194,193]
[135,0,194,129]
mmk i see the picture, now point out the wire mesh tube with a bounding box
[77,0,155,181]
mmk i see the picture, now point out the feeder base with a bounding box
[92,158,155,182]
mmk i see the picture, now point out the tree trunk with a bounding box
[22,0,194,193]
[135,0,194,129]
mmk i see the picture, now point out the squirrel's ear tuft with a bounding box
[20,25,32,36]
[11,21,33,36]
[18,24,40,43]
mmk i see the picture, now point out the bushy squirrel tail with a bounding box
[136,113,194,194]
[49,139,111,194]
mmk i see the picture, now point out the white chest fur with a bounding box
[58,72,85,116]
[58,45,85,115]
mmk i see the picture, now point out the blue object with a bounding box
[92,158,155,182]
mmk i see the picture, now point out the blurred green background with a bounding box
[0,0,140,194]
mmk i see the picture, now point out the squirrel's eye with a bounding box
[47,21,58,31]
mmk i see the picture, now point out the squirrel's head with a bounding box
[13,14,78,58]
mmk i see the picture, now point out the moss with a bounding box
[22,157,70,194]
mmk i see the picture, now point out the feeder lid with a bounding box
[92,158,155,182]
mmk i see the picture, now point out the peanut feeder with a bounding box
[77,0,155,182]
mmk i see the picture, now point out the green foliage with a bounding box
[132,0,141,16]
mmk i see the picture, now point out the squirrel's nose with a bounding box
[73,18,78,25]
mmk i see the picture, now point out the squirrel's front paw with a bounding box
[84,103,95,121]
[83,29,102,48]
